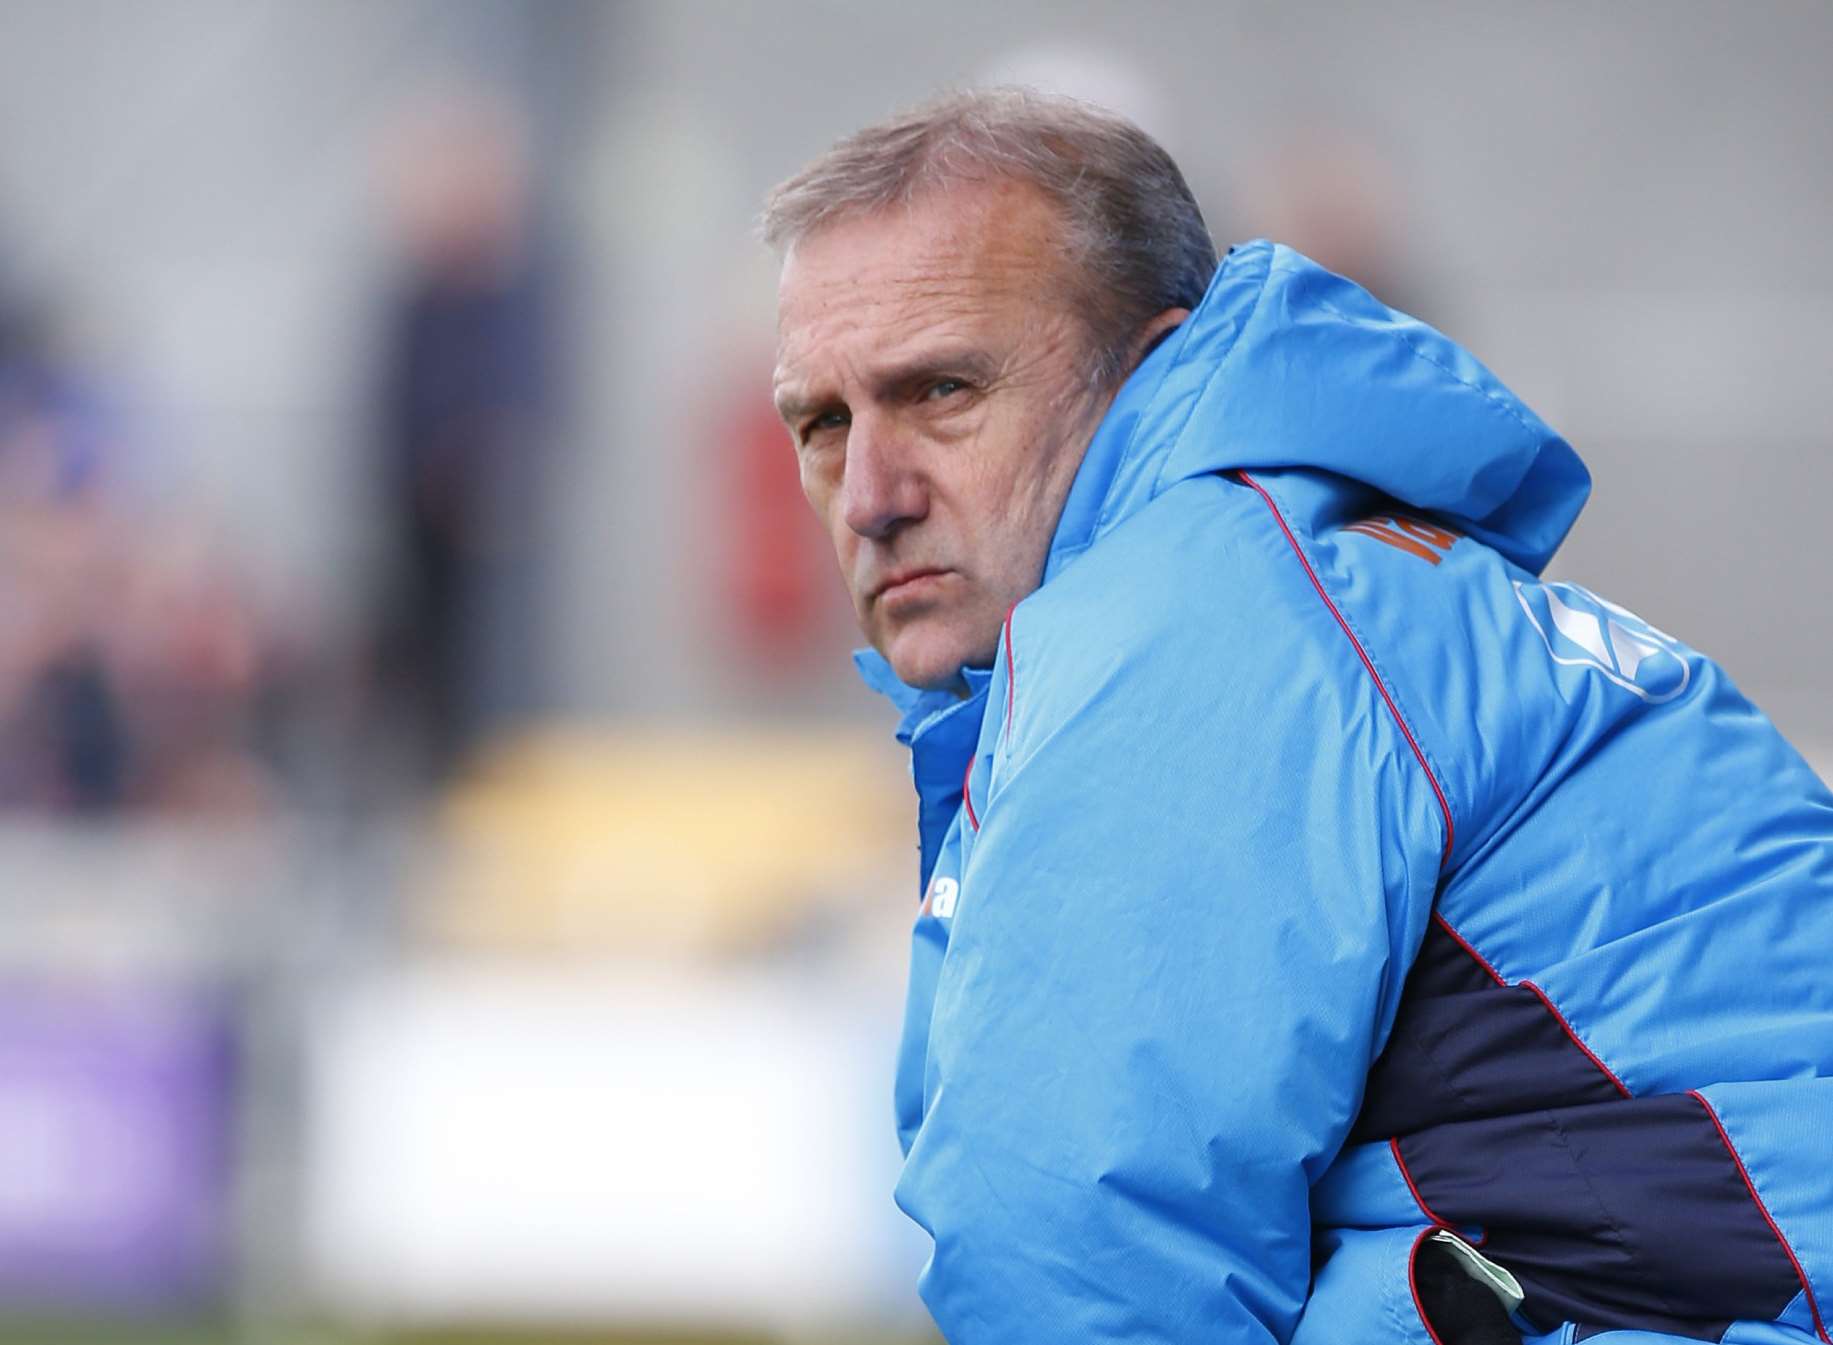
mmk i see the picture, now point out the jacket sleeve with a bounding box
[895,581,1447,1342]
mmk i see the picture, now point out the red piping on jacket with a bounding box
[962,605,1019,835]
[1690,1090,1831,1343]
[1002,605,1018,745]
[1435,910,1633,1099]
[1430,912,1508,988]
[1390,1136,1452,1229]
[1521,980,1633,1099]
[1233,470,1454,866]
[1406,1227,1451,1345]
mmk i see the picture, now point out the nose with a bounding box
[839,412,927,540]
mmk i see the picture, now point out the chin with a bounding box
[888,649,967,692]
[881,616,997,692]
[878,624,963,691]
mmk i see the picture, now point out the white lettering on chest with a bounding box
[928,876,960,919]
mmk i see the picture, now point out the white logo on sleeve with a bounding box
[923,876,960,920]
[1514,580,1690,703]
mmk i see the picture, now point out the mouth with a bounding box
[871,567,951,604]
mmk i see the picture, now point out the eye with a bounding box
[925,378,969,401]
[800,408,850,444]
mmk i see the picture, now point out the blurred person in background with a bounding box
[0,286,127,810]
[370,91,552,786]
[0,272,276,816]
[764,89,1833,1345]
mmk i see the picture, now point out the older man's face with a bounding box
[773,180,1108,690]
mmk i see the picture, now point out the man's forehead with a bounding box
[787,177,1063,282]
[779,209,1046,324]
[772,179,1071,389]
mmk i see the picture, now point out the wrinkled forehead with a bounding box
[772,180,1077,380]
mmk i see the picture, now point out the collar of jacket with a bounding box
[1039,244,1267,583]
[853,652,994,747]
[855,651,993,892]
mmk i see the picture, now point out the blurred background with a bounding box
[0,2,1827,1342]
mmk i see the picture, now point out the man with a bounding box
[764,90,1833,1344]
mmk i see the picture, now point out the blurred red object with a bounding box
[723,384,828,665]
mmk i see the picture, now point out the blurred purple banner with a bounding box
[0,980,234,1312]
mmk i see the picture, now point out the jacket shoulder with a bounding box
[991,471,1450,873]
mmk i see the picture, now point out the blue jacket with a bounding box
[856,241,1833,1344]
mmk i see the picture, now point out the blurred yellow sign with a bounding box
[418,722,909,956]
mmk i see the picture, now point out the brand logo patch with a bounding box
[1341,512,1461,565]
[1513,580,1689,703]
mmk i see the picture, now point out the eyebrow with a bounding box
[869,349,999,402]
[774,347,1000,425]
[772,385,826,425]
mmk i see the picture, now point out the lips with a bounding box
[872,567,949,602]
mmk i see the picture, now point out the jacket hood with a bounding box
[1046,239,1589,582]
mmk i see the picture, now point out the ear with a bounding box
[1130,306,1191,369]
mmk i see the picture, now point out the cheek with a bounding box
[964,414,1087,566]
[970,434,1053,527]
[799,466,842,532]
[793,473,850,568]
[796,456,824,506]
[826,520,862,585]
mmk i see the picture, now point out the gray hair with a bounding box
[761,87,1218,389]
